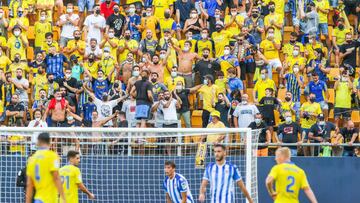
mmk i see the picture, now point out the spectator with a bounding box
[195,28,215,58]
[43,73,59,99]
[58,3,80,48]
[224,5,244,41]
[45,46,68,80]
[150,72,167,101]
[127,4,141,41]
[126,65,142,93]
[83,5,106,44]
[264,1,283,43]
[226,67,244,96]
[78,0,95,29]
[245,7,264,44]
[198,0,219,34]
[69,55,84,81]
[34,10,52,53]
[83,53,100,78]
[99,47,117,82]
[120,53,138,89]
[279,91,297,121]
[118,30,139,63]
[32,89,48,113]
[8,6,29,32]
[145,52,168,83]
[9,53,28,77]
[339,32,360,74]
[0,8,8,40]
[306,48,330,82]
[217,45,240,78]
[41,32,59,54]
[86,69,112,100]
[298,2,318,42]
[106,3,126,38]
[131,70,154,128]
[314,0,330,48]
[159,9,177,37]
[283,45,306,78]
[32,64,47,104]
[277,111,302,156]
[305,72,329,120]
[334,70,353,127]
[27,109,48,151]
[214,93,230,127]
[153,0,174,19]
[28,52,46,78]
[332,18,351,67]
[304,34,324,62]
[194,48,220,83]
[334,121,359,156]
[85,38,103,59]
[211,21,234,58]
[139,30,158,57]
[253,68,276,103]
[139,7,158,40]
[7,25,28,61]
[99,28,120,61]
[64,30,86,61]
[6,94,25,127]
[108,81,126,113]
[80,96,96,122]
[248,113,271,156]
[182,8,202,40]
[164,67,185,92]
[11,68,29,107]
[100,0,116,19]
[308,114,336,156]
[121,94,137,126]
[206,111,226,143]
[259,88,279,134]
[233,94,259,128]
[234,34,255,83]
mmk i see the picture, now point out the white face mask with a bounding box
[214,14,220,18]
[231,11,237,16]
[293,50,299,56]
[129,8,135,14]
[40,16,46,21]
[84,77,90,81]
[67,8,73,13]
[285,116,292,124]
[67,116,74,121]
[201,33,207,39]
[35,117,41,122]
[267,33,274,39]
[224,49,230,55]
[255,118,261,125]
[183,46,190,52]
[108,33,114,38]
[191,13,197,18]
[171,72,177,78]
[308,39,313,44]
[319,121,326,125]
[133,71,140,77]
[176,85,183,90]
[146,12,152,16]
[14,31,21,37]
[261,74,266,80]
[203,79,208,85]
[164,36,169,41]
[293,67,299,73]
[160,54,166,59]
[103,52,110,58]
[56,96,62,101]
[65,73,72,78]
[241,101,247,105]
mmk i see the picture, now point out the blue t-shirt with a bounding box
[92,79,111,99]
[204,0,219,17]
[82,102,97,121]
[306,80,327,102]
[128,15,141,36]
[228,77,244,93]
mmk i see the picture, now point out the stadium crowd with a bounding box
[0,0,359,157]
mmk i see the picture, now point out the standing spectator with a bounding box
[69,55,84,81]
[83,5,106,44]
[31,64,47,104]
[224,6,245,41]
[32,89,48,113]
[253,68,276,103]
[28,52,46,78]
[159,9,177,37]
[198,0,218,34]
[34,10,52,53]
[176,0,195,30]
[43,73,59,100]
[214,93,230,127]
[164,67,185,92]
[41,32,59,54]
[150,72,167,101]
[105,3,126,38]
[131,70,154,128]
[298,2,318,42]
[5,94,25,127]
[334,70,353,127]
[100,0,116,19]
[217,45,240,78]
[126,65,142,94]
[8,6,29,32]
[27,109,48,151]
[85,69,112,100]
[332,18,351,66]
[339,32,360,73]
[152,0,174,19]
[197,75,220,127]
[245,7,264,44]
[314,0,330,48]
[174,81,198,128]
[58,3,80,48]
[11,68,29,107]
[308,114,336,156]
[45,46,68,80]
[248,113,271,156]
[7,25,28,61]
[305,72,329,120]
[211,21,234,58]
[0,8,8,40]
[80,96,96,122]
[121,94,137,126]
[145,52,168,83]
[8,53,29,77]
[277,111,302,156]
[334,121,359,156]
[194,48,220,83]
[85,38,103,59]
[118,30,139,63]
[139,7,158,40]
[127,4,141,42]
[259,88,279,134]
[83,53,100,78]
[195,28,215,58]
[64,30,86,61]
[259,27,281,81]
[78,0,95,29]
[99,47,117,82]
[139,30,158,57]
[226,67,244,96]
[306,48,330,82]
[233,94,259,128]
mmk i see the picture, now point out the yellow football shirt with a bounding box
[84,61,99,79]
[118,39,139,62]
[41,41,59,54]
[254,78,276,101]
[332,28,351,46]
[198,84,220,112]
[264,13,283,41]
[211,30,233,57]
[7,35,28,60]
[268,162,309,203]
[282,42,304,57]
[196,40,214,58]
[59,165,83,203]
[9,0,29,18]
[224,15,245,36]
[285,56,307,72]
[100,57,116,82]
[152,0,173,19]
[0,55,12,72]
[26,149,60,203]
[260,39,280,60]
[264,0,285,19]
[100,38,120,61]
[140,16,158,40]
[300,102,322,129]
[314,0,329,24]
[66,40,87,61]
[335,82,352,108]
[0,36,7,48]
[305,42,323,62]
[206,121,226,143]
[215,78,227,93]
[9,62,29,77]
[159,18,176,37]
[164,76,185,91]
[34,21,52,48]
[9,17,29,30]
[33,73,48,100]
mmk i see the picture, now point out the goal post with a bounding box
[0,127,260,203]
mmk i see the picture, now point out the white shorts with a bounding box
[268,58,282,69]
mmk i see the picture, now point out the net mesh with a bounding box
[0,128,260,203]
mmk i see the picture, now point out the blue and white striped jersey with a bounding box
[163,173,194,203]
[203,162,242,203]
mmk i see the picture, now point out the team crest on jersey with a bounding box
[181,182,187,189]
[225,168,229,174]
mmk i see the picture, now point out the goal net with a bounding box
[0,127,260,203]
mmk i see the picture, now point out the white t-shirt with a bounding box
[13,78,29,103]
[28,120,48,150]
[94,98,118,126]
[84,14,106,44]
[85,46,102,56]
[159,99,178,124]
[233,104,259,128]
[59,13,80,39]
[121,99,136,126]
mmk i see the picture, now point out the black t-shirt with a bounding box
[194,60,220,82]
[339,40,360,69]
[215,102,230,127]
[109,89,125,113]
[118,120,128,128]
[340,127,359,151]
[134,79,153,106]
[259,96,279,119]
[175,0,195,23]
[248,121,268,149]
[278,122,302,148]
[309,122,336,143]
[7,103,25,126]
[176,89,190,113]
[106,13,126,37]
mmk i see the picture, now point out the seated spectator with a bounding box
[6,94,25,127]
[308,114,336,156]
[42,32,59,54]
[248,113,271,156]
[277,111,302,156]
[206,111,226,144]
[334,121,359,157]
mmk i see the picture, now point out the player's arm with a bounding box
[25,176,34,203]
[165,193,172,203]
[265,175,277,200]
[78,183,95,199]
[52,171,66,203]
[237,180,253,203]
[198,179,208,202]
[303,187,318,203]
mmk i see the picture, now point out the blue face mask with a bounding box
[17,11,23,17]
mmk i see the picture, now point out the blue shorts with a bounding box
[78,0,95,12]
[135,104,151,120]
[318,23,328,35]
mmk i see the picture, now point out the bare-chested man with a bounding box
[126,65,142,93]
[144,50,169,83]
[43,89,68,127]
[170,40,202,88]
[119,52,137,85]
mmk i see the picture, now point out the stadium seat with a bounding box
[328,68,340,81]
[27,47,34,61]
[328,109,334,122]
[274,110,281,126]
[27,26,35,40]
[191,110,203,127]
[328,89,335,104]
[246,88,254,103]
[53,27,60,41]
[277,88,286,102]
[351,111,360,124]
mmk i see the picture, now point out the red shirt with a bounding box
[100,1,116,19]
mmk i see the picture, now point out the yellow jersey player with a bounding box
[266,147,318,203]
[26,132,66,203]
[60,150,95,203]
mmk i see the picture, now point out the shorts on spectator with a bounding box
[318,23,329,36]
[60,37,72,48]
[302,128,310,141]
[263,117,274,127]
[292,17,300,26]
[319,101,329,110]
[334,107,351,119]
[268,58,282,69]
[78,0,95,12]
[135,104,151,120]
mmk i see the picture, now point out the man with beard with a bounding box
[43,90,68,127]
[10,68,29,107]
[120,52,138,86]
[118,30,139,63]
[139,29,158,57]
[6,94,26,126]
[145,52,169,83]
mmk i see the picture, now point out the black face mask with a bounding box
[164,96,170,100]
[16,75,22,80]
[88,97,93,103]
[151,78,157,83]
[164,13,170,19]
[48,78,54,83]
[38,69,43,74]
[95,9,101,15]
[215,27,221,32]
[306,7,312,12]
[203,54,209,59]
[48,53,54,57]
[62,92,66,97]
[106,0,111,4]
[269,7,275,13]
[142,12,147,17]
[290,40,296,44]
[14,57,20,63]
[310,97,316,103]
[285,97,291,102]
[338,24,344,30]
[346,39,352,43]
[218,99,223,103]
[73,59,78,64]
[142,76,148,81]
[74,36,80,40]
[252,13,258,18]
[114,8,119,13]
[125,36,130,40]
[88,58,94,63]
